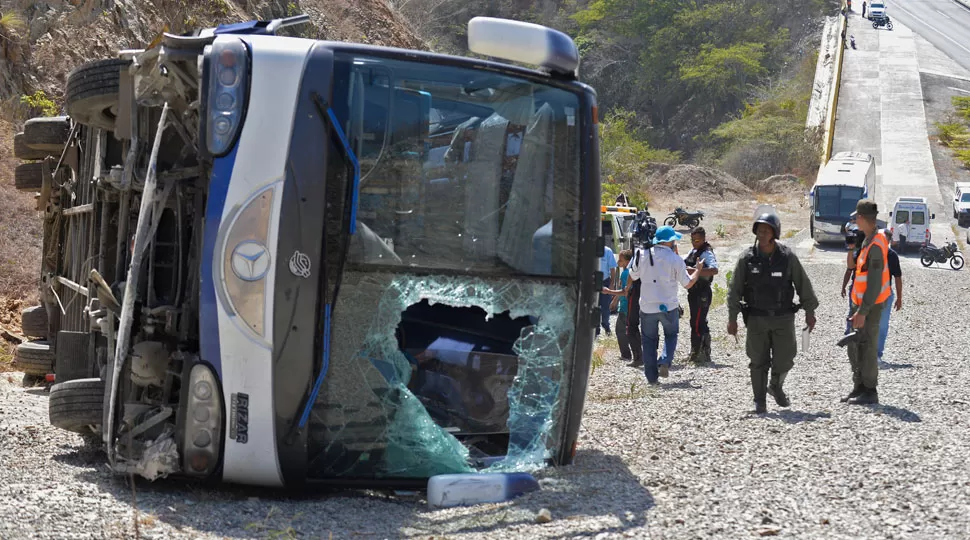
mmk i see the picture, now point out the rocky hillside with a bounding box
[1,0,424,108]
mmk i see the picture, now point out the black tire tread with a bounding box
[13,340,54,376]
[22,117,70,149]
[13,132,52,160]
[49,378,105,433]
[21,305,48,339]
[66,59,129,130]
[14,162,44,191]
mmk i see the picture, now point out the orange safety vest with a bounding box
[851,231,891,306]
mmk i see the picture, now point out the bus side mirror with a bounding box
[889,212,893,217]
[932,213,936,220]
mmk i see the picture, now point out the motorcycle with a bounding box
[920,241,964,270]
[871,15,893,30]
[664,207,705,229]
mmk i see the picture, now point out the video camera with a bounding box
[630,210,659,267]
[631,210,658,248]
[844,222,864,248]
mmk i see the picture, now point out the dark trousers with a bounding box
[688,289,712,351]
[597,278,612,335]
[616,311,632,359]
[627,304,642,364]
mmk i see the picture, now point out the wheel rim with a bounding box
[952,256,964,270]
[920,254,934,267]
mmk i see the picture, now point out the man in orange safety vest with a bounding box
[842,200,890,405]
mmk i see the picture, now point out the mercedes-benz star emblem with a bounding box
[231,241,271,282]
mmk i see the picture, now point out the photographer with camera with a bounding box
[629,225,706,384]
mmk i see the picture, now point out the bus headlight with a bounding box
[182,364,223,477]
[203,38,249,156]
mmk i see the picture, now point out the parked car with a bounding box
[868,1,887,19]
[952,182,970,226]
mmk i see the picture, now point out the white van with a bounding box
[810,151,877,243]
[890,197,934,250]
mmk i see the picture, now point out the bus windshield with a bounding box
[815,185,864,220]
[336,55,580,277]
[305,52,590,480]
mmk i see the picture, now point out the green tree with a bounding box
[680,43,766,110]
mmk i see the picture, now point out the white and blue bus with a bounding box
[809,151,876,243]
[12,16,601,487]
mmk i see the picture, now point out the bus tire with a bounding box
[13,132,53,160]
[49,378,105,434]
[66,58,130,131]
[13,340,54,376]
[22,116,70,151]
[21,305,49,339]
[14,162,44,191]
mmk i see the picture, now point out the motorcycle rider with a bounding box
[727,212,818,414]
[842,200,890,405]
[684,227,719,363]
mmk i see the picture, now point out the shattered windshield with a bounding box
[303,53,585,479]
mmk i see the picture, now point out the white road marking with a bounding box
[935,9,952,19]
[894,4,970,55]
[949,86,970,94]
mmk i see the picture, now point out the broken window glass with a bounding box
[306,273,577,478]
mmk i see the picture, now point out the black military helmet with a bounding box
[752,213,781,238]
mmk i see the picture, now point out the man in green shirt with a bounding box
[841,200,888,405]
[728,213,819,414]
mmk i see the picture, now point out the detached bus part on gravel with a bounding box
[11,15,601,487]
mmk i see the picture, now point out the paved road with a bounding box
[883,0,970,73]
[804,16,951,264]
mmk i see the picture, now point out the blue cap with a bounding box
[654,226,682,243]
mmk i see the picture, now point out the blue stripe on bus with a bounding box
[200,145,239,377]
[324,107,360,234]
[298,303,332,428]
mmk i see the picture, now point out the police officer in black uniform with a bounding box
[684,227,719,363]
[727,213,819,414]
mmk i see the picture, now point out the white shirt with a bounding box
[893,222,907,241]
[629,245,691,314]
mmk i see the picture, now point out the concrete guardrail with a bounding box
[817,9,848,176]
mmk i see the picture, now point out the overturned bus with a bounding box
[10,16,602,486]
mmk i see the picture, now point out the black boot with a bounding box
[840,384,865,403]
[751,369,768,411]
[768,372,790,407]
[848,387,879,405]
[700,334,712,364]
[687,344,699,364]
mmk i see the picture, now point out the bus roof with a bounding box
[814,152,874,188]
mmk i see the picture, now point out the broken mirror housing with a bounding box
[467,17,580,77]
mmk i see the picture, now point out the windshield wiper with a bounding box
[285,92,360,444]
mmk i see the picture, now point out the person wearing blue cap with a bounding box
[628,225,706,384]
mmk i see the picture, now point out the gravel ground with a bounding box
[2,251,970,539]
